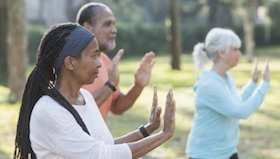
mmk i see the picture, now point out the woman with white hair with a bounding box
[186,28,270,159]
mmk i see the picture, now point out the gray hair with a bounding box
[192,28,241,70]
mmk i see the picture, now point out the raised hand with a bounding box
[134,51,155,87]
[162,88,176,138]
[145,85,162,134]
[262,59,270,82]
[251,58,261,83]
[108,49,124,86]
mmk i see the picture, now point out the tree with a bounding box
[207,0,233,30]
[238,0,258,62]
[168,0,182,70]
[0,0,8,86]
[7,0,27,103]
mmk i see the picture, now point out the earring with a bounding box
[48,67,57,89]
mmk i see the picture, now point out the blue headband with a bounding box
[53,26,95,69]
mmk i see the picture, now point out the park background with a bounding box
[1,0,280,158]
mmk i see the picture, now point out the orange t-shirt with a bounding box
[82,52,120,120]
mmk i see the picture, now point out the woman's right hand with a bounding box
[162,88,176,138]
[262,59,270,82]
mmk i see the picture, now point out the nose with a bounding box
[96,58,102,68]
[111,25,117,34]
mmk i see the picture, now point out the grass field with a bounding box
[1,47,280,159]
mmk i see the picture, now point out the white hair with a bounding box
[192,28,241,71]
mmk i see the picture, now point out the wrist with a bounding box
[139,125,149,137]
[133,82,145,91]
[144,124,154,135]
[105,81,116,92]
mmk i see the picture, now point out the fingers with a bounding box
[108,49,123,85]
[251,58,261,83]
[164,88,176,119]
[262,58,270,82]
[147,85,161,133]
[135,52,155,87]
[141,51,156,67]
[152,85,158,111]
[112,49,124,65]
[264,58,269,70]
[253,58,258,71]
[162,88,176,136]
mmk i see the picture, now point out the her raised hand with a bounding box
[251,58,261,83]
[145,85,162,135]
[162,88,176,138]
[262,59,270,82]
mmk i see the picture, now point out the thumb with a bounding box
[112,49,124,64]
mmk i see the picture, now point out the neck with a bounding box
[211,62,228,79]
[55,77,84,105]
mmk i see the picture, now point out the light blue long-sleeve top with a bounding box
[186,70,270,159]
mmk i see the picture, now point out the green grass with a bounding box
[1,47,280,159]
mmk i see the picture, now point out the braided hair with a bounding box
[14,23,91,159]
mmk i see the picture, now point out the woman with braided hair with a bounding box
[14,23,176,159]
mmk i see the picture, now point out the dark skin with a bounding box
[82,5,155,117]
[56,38,176,159]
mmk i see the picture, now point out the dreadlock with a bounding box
[14,23,90,159]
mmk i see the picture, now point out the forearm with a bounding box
[92,85,114,107]
[112,84,144,114]
[240,80,257,101]
[114,124,155,144]
[127,131,171,159]
[114,129,144,144]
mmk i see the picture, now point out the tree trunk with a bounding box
[0,0,8,86]
[168,0,182,70]
[208,0,233,30]
[239,0,257,62]
[7,0,27,103]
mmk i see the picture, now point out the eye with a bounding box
[104,22,111,27]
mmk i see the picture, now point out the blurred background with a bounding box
[1,0,280,159]
[1,0,280,102]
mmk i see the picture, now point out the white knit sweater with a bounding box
[30,88,132,159]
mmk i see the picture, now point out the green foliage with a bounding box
[269,1,280,26]
[27,25,46,64]
[110,23,168,58]
[182,22,208,52]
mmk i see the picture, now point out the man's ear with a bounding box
[64,56,76,71]
[82,22,92,31]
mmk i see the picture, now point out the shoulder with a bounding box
[32,96,73,122]
[196,71,223,87]
[195,71,227,95]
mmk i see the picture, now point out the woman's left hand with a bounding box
[145,85,162,135]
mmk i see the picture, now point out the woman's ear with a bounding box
[63,56,76,71]
[217,51,225,59]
